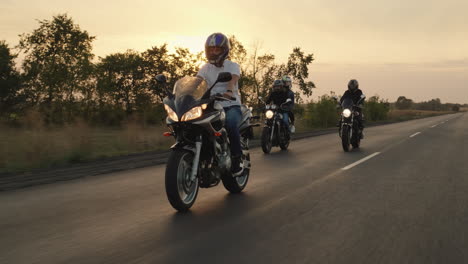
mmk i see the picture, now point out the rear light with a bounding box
[163,132,173,137]
[214,132,222,137]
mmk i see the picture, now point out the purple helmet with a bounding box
[205,33,230,67]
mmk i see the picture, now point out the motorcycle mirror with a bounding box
[332,95,339,101]
[286,98,292,103]
[155,74,167,84]
[258,96,263,100]
[361,94,366,99]
[216,72,232,83]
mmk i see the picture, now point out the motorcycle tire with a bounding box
[165,150,199,212]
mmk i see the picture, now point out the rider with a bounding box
[281,76,296,133]
[196,32,244,176]
[266,79,295,133]
[340,79,365,138]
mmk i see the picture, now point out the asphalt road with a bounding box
[1,113,467,264]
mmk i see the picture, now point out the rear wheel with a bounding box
[165,150,199,212]
[279,126,290,150]
[341,126,351,152]
[222,137,250,193]
[351,128,361,149]
[261,127,272,154]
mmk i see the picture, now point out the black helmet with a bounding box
[272,79,284,92]
[348,79,359,92]
[205,33,230,67]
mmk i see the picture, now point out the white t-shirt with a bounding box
[197,60,241,108]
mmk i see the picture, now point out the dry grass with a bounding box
[0,122,172,173]
[387,109,454,122]
[0,109,456,173]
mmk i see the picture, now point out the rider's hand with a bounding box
[223,91,234,99]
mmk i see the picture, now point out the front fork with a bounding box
[190,135,202,181]
[270,116,278,142]
[340,117,353,138]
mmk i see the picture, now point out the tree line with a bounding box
[395,96,462,112]
[0,14,316,126]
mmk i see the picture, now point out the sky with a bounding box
[1,0,467,103]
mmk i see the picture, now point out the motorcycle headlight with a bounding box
[265,110,274,119]
[164,104,178,121]
[181,106,203,121]
[342,109,352,118]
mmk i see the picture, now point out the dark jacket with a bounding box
[340,89,363,106]
[266,90,295,111]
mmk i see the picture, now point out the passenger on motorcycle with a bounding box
[340,79,365,138]
[266,79,295,133]
[281,76,296,133]
[196,32,244,176]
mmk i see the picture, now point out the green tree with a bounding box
[285,47,316,97]
[17,14,95,123]
[96,50,148,115]
[0,41,22,116]
[167,47,203,87]
[395,96,413,110]
[142,44,172,101]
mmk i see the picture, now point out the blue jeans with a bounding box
[224,106,242,157]
[282,112,289,127]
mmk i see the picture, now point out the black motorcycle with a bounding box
[335,94,366,152]
[160,72,257,212]
[259,97,292,154]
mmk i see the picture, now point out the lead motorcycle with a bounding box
[259,97,292,154]
[335,94,366,152]
[160,72,257,212]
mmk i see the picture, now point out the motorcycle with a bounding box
[160,72,257,212]
[259,97,292,154]
[335,94,366,152]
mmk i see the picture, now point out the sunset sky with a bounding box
[1,0,467,103]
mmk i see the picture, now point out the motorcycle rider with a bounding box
[281,75,296,133]
[340,79,365,138]
[196,32,244,176]
[266,79,295,134]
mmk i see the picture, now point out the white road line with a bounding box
[431,124,438,128]
[410,132,421,138]
[342,152,381,170]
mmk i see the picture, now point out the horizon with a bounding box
[2,0,467,104]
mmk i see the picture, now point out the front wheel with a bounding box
[341,126,351,152]
[261,127,272,154]
[165,150,199,212]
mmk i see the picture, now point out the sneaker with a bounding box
[289,125,296,133]
[231,156,244,177]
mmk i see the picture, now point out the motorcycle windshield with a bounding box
[172,76,208,118]
[173,76,208,100]
[341,98,354,109]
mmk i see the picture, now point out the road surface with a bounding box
[1,113,467,264]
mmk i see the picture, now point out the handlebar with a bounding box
[213,93,236,101]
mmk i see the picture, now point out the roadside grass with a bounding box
[387,110,454,122]
[0,109,455,174]
[0,122,172,173]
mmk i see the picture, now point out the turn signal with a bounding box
[163,132,173,137]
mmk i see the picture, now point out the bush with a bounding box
[363,96,390,122]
